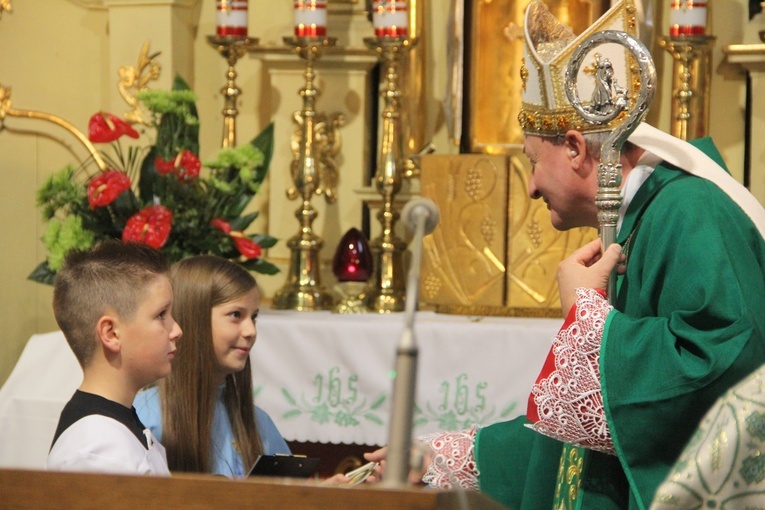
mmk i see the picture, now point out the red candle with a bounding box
[669,0,708,37]
[216,0,248,37]
[372,0,408,37]
[294,0,327,37]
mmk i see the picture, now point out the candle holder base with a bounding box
[332,282,368,314]
[273,287,337,311]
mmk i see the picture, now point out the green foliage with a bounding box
[31,76,279,284]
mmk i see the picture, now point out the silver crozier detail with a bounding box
[564,30,657,303]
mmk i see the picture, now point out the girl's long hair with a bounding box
[160,255,263,473]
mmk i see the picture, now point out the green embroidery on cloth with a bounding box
[413,373,516,430]
[279,366,387,428]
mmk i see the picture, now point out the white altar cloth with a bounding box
[0,310,558,470]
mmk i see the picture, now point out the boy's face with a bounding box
[118,274,182,389]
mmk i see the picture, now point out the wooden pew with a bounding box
[0,468,509,509]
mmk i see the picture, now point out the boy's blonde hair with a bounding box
[52,241,170,367]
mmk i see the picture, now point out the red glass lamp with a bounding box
[332,228,373,312]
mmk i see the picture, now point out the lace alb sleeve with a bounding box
[420,425,480,490]
[528,287,615,455]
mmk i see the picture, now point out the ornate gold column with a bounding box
[207,35,258,148]
[272,37,344,311]
[362,36,416,313]
[659,35,716,140]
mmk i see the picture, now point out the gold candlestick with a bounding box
[659,35,716,141]
[363,36,417,313]
[206,35,258,148]
[273,36,345,311]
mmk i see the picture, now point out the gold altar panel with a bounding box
[420,155,509,308]
[506,152,597,310]
[467,0,609,152]
[419,153,596,317]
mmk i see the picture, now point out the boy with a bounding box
[47,241,182,475]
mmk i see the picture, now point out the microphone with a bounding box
[383,197,440,487]
[401,197,440,237]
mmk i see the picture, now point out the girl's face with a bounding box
[210,287,260,385]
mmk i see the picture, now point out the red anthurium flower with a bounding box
[177,150,201,181]
[87,170,131,208]
[230,231,262,260]
[211,218,232,234]
[122,205,173,249]
[153,156,176,175]
[88,112,139,143]
[153,150,200,181]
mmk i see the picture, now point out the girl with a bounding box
[134,255,290,477]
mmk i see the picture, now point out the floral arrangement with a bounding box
[30,76,278,284]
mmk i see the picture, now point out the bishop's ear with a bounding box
[563,130,588,168]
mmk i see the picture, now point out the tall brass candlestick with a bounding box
[363,36,416,313]
[659,35,716,141]
[207,35,258,148]
[273,36,344,311]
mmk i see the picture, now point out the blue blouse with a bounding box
[134,386,291,478]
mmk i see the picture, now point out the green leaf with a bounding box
[28,261,57,285]
[172,75,191,92]
[110,188,140,224]
[282,410,302,420]
[240,258,280,275]
[138,146,160,203]
[499,402,517,418]
[413,417,429,428]
[250,122,274,174]
[251,233,278,249]
[281,388,297,406]
[229,211,259,232]
[223,193,254,219]
[369,395,387,410]
[172,75,200,155]
[363,413,384,426]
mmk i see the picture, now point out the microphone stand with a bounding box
[382,200,435,487]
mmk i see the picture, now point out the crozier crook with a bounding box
[564,30,656,303]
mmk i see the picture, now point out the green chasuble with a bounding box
[476,138,765,509]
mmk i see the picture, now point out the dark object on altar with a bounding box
[332,228,373,282]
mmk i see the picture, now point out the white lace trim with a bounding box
[530,288,615,455]
[420,425,480,490]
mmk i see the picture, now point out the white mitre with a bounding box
[518,0,640,136]
[517,0,765,237]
